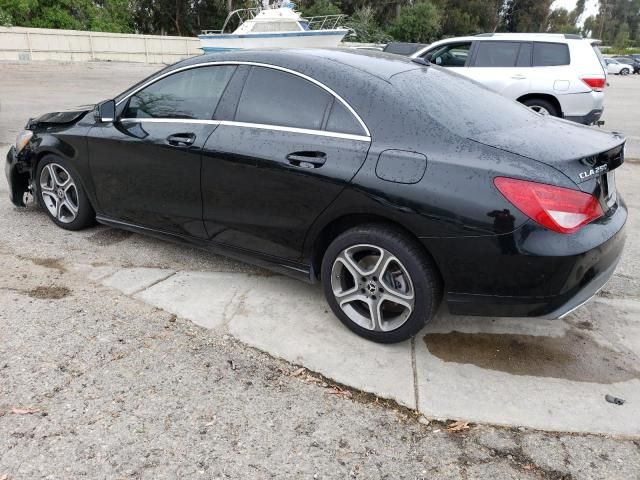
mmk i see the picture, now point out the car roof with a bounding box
[172,48,422,82]
[425,33,597,45]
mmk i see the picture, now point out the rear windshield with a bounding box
[391,67,544,136]
[591,43,607,69]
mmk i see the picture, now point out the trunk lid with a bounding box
[467,118,625,186]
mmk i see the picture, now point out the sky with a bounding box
[552,0,600,24]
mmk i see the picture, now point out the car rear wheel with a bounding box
[620,68,630,75]
[36,155,95,231]
[321,224,441,343]
[521,98,559,117]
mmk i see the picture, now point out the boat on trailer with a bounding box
[198,1,349,52]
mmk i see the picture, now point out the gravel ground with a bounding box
[2,249,640,480]
[1,61,640,479]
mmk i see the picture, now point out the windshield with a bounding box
[391,67,544,136]
[591,42,607,69]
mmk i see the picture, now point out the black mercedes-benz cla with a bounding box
[5,49,627,343]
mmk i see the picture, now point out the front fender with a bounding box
[5,146,30,207]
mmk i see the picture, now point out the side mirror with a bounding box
[424,53,433,62]
[98,100,116,123]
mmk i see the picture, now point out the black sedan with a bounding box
[6,49,627,343]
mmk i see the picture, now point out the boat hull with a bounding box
[198,29,349,51]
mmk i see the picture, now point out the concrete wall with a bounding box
[0,26,201,64]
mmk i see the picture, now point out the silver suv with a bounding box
[412,33,608,125]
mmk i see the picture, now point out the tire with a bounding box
[620,68,630,75]
[36,154,96,231]
[521,98,560,117]
[321,224,442,344]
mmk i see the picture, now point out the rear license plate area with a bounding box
[602,171,617,208]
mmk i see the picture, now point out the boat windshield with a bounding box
[250,21,302,32]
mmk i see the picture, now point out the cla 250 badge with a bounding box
[579,165,608,180]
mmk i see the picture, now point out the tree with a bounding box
[502,0,553,33]
[132,0,228,36]
[432,0,504,36]
[300,0,341,17]
[546,7,580,34]
[344,6,391,43]
[0,0,134,32]
[388,0,441,43]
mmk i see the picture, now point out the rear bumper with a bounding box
[564,108,603,125]
[422,198,627,318]
[559,90,604,125]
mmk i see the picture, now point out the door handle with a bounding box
[166,133,196,147]
[511,74,527,80]
[286,151,326,168]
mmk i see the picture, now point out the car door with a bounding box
[201,65,371,261]
[467,41,532,99]
[87,65,236,238]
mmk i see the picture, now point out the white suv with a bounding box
[411,33,607,125]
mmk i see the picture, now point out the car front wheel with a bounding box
[321,224,441,343]
[36,154,95,231]
[620,68,630,75]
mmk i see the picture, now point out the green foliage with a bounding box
[0,7,14,25]
[503,0,553,33]
[0,0,636,48]
[0,0,134,32]
[344,6,391,43]
[388,1,441,43]
[432,0,502,36]
[546,7,580,34]
[301,0,341,17]
[600,46,640,55]
[585,0,640,47]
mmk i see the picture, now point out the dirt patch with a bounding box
[28,286,71,300]
[423,330,640,384]
[87,228,133,246]
[19,256,66,272]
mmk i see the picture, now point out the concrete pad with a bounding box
[102,267,174,295]
[135,271,260,329]
[70,263,118,282]
[228,276,416,409]
[415,309,640,436]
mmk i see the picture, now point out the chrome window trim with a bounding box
[115,61,371,138]
[119,117,371,142]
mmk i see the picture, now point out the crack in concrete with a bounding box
[222,288,250,327]
[411,337,419,411]
[129,271,177,296]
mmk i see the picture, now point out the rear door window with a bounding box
[474,41,521,67]
[532,42,570,66]
[235,66,332,131]
[325,100,365,136]
[123,66,236,120]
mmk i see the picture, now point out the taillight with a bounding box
[581,77,606,91]
[494,177,603,234]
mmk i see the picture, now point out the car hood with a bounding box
[27,106,93,128]
[467,117,625,184]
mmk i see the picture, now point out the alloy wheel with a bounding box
[529,105,550,115]
[330,244,415,332]
[40,163,79,224]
